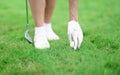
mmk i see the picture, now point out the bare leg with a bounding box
[44,0,59,40]
[69,0,78,21]
[29,0,50,49]
[45,0,56,23]
[29,0,45,27]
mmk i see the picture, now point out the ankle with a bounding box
[44,23,51,28]
[35,26,45,36]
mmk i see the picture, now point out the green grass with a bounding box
[0,0,120,75]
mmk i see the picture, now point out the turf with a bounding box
[0,0,120,75]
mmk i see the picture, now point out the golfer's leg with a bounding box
[29,0,50,49]
[44,0,59,40]
[45,0,56,23]
[69,0,78,21]
[29,0,45,27]
[68,0,83,50]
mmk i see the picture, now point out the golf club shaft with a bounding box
[26,0,29,24]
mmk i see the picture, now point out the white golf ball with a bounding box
[70,41,74,48]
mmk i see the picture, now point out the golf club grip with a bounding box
[26,0,29,24]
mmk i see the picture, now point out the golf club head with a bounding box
[25,24,33,44]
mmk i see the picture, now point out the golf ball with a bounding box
[70,41,74,48]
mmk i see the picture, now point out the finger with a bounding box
[73,32,78,50]
[68,33,74,48]
[77,35,81,48]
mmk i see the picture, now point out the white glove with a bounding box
[68,20,83,50]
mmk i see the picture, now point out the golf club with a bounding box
[25,0,33,44]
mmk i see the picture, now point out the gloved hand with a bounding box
[68,20,83,50]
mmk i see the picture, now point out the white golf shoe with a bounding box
[44,23,59,40]
[34,26,50,49]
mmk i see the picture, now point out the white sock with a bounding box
[35,26,45,36]
[44,23,59,40]
[34,26,50,49]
